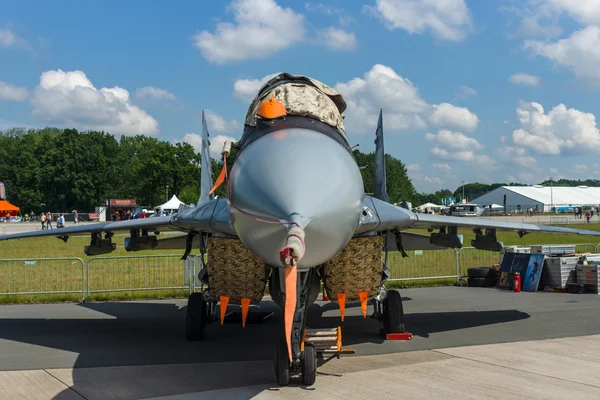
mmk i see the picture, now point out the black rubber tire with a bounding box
[301,343,317,386]
[467,267,495,278]
[483,277,498,287]
[185,292,207,341]
[383,290,405,333]
[467,277,487,287]
[274,338,291,386]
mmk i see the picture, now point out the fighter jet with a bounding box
[2,73,600,386]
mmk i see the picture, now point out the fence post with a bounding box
[455,248,461,283]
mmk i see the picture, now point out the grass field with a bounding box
[1,224,599,304]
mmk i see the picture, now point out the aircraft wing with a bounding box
[0,198,235,242]
[357,196,600,250]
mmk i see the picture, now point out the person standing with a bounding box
[58,213,65,228]
[46,212,52,229]
[72,209,78,224]
[40,213,46,230]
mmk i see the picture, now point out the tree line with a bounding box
[1,127,586,214]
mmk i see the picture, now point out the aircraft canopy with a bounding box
[244,72,348,138]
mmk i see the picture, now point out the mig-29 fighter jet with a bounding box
[2,73,600,386]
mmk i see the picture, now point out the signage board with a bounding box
[109,199,136,206]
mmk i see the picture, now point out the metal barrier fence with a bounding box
[86,254,189,299]
[1,244,600,301]
[0,258,85,298]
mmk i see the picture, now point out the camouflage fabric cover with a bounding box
[244,73,348,137]
[207,237,268,303]
[323,235,383,302]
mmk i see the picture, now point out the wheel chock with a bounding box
[380,329,413,340]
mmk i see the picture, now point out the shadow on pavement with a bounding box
[0,297,530,399]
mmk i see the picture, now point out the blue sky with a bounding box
[2,0,600,194]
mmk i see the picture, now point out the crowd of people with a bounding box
[38,212,67,230]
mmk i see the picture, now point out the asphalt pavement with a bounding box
[1,286,600,399]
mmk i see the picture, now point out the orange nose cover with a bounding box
[257,93,287,119]
[284,265,297,362]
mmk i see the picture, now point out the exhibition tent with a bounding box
[0,200,20,217]
[154,195,184,216]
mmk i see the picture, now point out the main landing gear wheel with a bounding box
[274,338,291,386]
[301,343,317,386]
[383,290,405,334]
[186,292,207,341]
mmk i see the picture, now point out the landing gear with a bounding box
[273,269,319,386]
[186,292,208,341]
[383,290,405,334]
[301,343,317,386]
[274,338,291,386]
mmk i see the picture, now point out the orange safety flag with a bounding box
[284,265,297,362]
[241,298,251,327]
[208,157,227,195]
[359,291,368,318]
[338,292,346,321]
[219,296,229,325]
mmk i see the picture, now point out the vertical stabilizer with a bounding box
[198,110,214,206]
[373,109,390,203]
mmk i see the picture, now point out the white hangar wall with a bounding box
[471,187,544,212]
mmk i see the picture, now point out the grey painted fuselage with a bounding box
[228,127,364,269]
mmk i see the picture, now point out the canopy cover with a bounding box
[244,73,348,139]
[0,200,20,216]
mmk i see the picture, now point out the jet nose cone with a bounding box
[228,128,364,267]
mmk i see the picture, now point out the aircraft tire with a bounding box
[274,338,291,386]
[185,292,207,341]
[301,343,317,386]
[383,290,405,334]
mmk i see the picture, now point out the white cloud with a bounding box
[432,163,452,172]
[429,103,479,132]
[365,0,473,41]
[424,176,442,184]
[192,0,305,64]
[317,27,357,50]
[30,69,158,136]
[0,82,28,102]
[0,28,17,47]
[430,147,475,161]
[304,2,355,26]
[136,86,176,100]
[538,0,600,27]
[508,73,541,87]
[176,132,237,159]
[233,72,280,103]
[495,146,537,168]
[511,100,600,155]
[457,85,476,98]
[572,163,588,171]
[550,167,559,174]
[406,163,422,173]
[525,26,600,85]
[425,130,483,151]
[333,64,429,134]
[519,172,536,182]
[204,110,241,133]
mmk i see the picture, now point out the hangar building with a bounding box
[470,186,600,213]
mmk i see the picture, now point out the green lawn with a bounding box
[1,224,599,304]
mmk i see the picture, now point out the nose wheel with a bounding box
[186,291,214,341]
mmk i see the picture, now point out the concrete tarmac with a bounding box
[1,287,600,399]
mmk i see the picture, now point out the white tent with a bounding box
[417,202,442,210]
[154,195,184,216]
